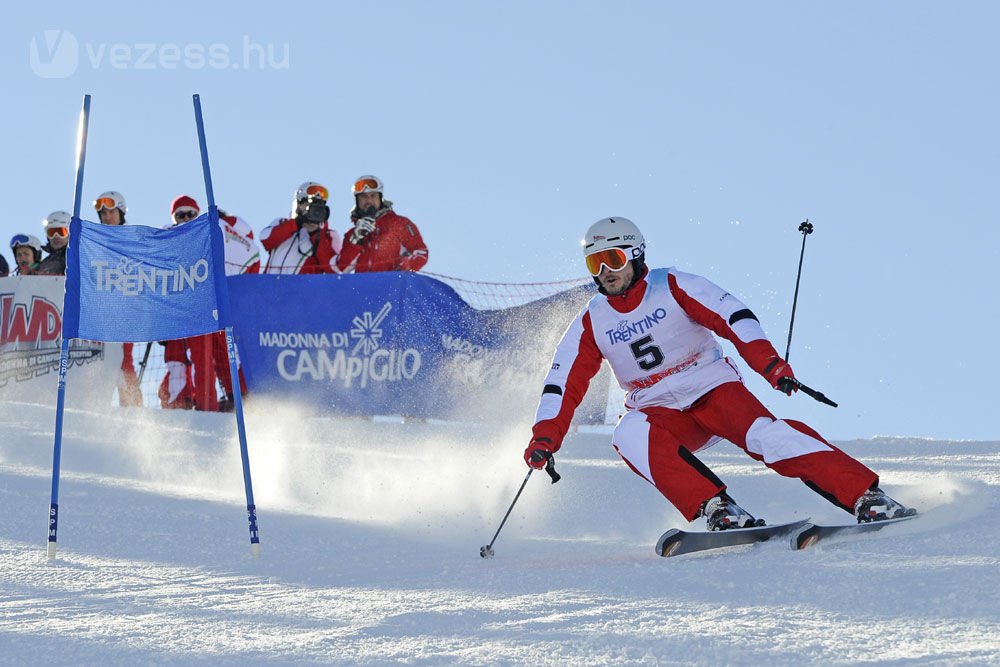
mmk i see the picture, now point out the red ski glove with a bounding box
[763,357,798,395]
[524,437,556,470]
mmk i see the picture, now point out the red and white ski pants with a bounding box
[612,381,877,520]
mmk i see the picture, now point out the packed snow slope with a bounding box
[1,399,998,665]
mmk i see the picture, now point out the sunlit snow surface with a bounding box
[1,400,997,665]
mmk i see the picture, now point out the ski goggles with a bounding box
[301,184,329,200]
[94,197,119,212]
[352,177,381,195]
[173,207,199,222]
[46,226,69,238]
[584,247,630,276]
[10,234,31,249]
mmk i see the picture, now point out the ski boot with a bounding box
[701,493,766,531]
[854,487,917,523]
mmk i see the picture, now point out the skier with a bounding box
[37,211,71,275]
[10,234,43,275]
[335,175,428,273]
[93,191,143,407]
[524,217,915,529]
[261,182,341,274]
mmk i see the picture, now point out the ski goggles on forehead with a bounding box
[10,233,30,248]
[46,226,69,238]
[94,197,118,212]
[584,247,630,276]
[303,184,328,200]
[352,178,380,195]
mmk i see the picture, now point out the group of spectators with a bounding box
[2,174,429,412]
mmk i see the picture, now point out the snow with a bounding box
[1,399,998,665]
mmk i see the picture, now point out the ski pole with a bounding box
[480,455,560,559]
[782,378,838,408]
[785,220,814,362]
[135,342,153,385]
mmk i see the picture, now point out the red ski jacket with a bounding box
[336,207,428,273]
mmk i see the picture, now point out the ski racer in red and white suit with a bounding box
[526,217,913,527]
[335,175,428,273]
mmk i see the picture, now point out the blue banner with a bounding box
[63,213,231,342]
[228,273,607,421]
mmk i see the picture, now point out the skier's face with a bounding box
[14,246,34,268]
[172,207,199,226]
[598,261,634,296]
[47,228,69,250]
[355,192,380,216]
[98,208,123,226]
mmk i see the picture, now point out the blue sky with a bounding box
[3,2,998,440]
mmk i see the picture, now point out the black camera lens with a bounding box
[301,197,330,224]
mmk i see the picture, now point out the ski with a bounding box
[791,515,918,551]
[655,519,811,557]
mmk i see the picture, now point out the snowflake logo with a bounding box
[351,302,393,355]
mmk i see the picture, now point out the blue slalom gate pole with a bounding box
[48,94,91,559]
[193,94,261,556]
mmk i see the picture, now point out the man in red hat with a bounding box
[159,195,259,411]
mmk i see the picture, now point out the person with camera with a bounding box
[261,182,342,274]
[335,175,428,274]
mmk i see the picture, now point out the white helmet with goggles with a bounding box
[582,217,646,277]
[351,175,383,196]
[295,181,328,202]
[94,191,127,214]
[43,210,71,230]
[292,182,329,217]
[10,233,44,263]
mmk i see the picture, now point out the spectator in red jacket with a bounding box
[261,182,341,274]
[160,195,257,411]
[335,175,428,273]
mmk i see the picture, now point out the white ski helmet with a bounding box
[94,190,127,214]
[293,182,328,216]
[10,233,43,262]
[295,181,329,202]
[582,216,646,266]
[43,210,72,231]
[351,174,383,196]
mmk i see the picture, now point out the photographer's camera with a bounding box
[298,195,330,226]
